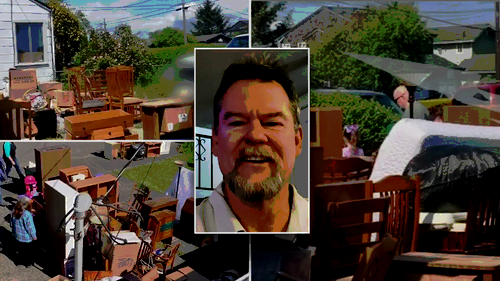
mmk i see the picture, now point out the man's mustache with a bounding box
[234,146,281,166]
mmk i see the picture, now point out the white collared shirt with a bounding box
[196,183,309,233]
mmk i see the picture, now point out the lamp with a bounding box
[174,161,186,199]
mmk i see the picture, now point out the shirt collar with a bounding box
[208,182,308,232]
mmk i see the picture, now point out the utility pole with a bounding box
[103,18,107,31]
[182,0,187,44]
[496,2,500,82]
[177,2,188,44]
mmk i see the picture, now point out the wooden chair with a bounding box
[323,157,373,183]
[115,184,151,227]
[365,175,421,255]
[311,180,370,247]
[85,70,107,100]
[106,67,143,120]
[68,74,106,115]
[153,243,181,276]
[348,234,401,281]
[455,167,500,254]
[311,197,391,280]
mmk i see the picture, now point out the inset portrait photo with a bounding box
[194,48,310,233]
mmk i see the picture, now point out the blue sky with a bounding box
[273,1,495,29]
[65,0,249,36]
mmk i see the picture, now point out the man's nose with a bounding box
[244,120,268,143]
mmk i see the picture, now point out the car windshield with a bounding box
[227,35,249,48]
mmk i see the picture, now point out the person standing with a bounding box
[3,142,25,180]
[393,83,431,120]
[10,197,37,267]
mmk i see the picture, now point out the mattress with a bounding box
[369,119,500,182]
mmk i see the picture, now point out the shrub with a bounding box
[149,27,199,48]
[176,142,194,165]
[311,90,401,154]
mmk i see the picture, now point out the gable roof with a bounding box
[459,54,496,72]
[429,23,495,43]
[32,0,52,12]
[195,33,232,42]
[224,20,248,33]
[424,54,465,70]
[276,5,358,43]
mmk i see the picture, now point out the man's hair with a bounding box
[213,57,300,132]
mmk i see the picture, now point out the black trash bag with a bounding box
[403,145,500,213]
[128,143,146,160]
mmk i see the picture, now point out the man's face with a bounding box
[212,79,303,202]
[395,86,410,109]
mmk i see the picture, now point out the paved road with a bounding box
[0,141,184,280]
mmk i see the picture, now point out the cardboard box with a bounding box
[9,68,37,100]
[161,104,194,133]
[102,231,141,277]
[83,270,113,281]
[39,82,63,94]
[48,275,70,281]
[51,90,74,107]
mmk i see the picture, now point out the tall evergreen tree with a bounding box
[191,0,229,36]
[251,2,286,46]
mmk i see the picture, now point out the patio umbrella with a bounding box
[402,145,500,212]
[345,52,500,113]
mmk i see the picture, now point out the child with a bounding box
[10,196,37,267]
[342,124,365,158]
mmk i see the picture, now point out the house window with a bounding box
[15,23,44,64]
[282,43,291,48]
[298,42,307,48]
[457,44,463,54]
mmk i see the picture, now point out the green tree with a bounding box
[191,0,229,36]
[311,2,434,94]
[47,0,87,71]
[251,1,286,46]
[149,27,198,48]
[73,23,162,86]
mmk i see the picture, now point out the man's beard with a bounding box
[224,146,287,202]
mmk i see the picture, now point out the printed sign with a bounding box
[168,123,174,131]
[178,113,188,123]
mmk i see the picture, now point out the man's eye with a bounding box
[229,121,245,126]
[264,122,283,126]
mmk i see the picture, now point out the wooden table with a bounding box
[140,196,178,228]
[141,98,193,140]
[388,252,500,281]
[65,109,134,139]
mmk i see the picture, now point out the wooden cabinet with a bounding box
[35,145,71,191]
[59,166,92,185]
[148,210,176,248]
[69,174,119,217]
[140,196,178,228]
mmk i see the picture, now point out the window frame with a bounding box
[13,20,48,66]
[298,42,307,48]
[281,43,291,48]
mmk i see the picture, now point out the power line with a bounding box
[104,1,197,25]
[373,1,488,30]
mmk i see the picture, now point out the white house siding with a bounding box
[0,0,55,95]
[433,42,473,65]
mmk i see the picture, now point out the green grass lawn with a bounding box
[115,153,193,194]
[134,44,225,100]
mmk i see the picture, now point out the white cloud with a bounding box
[74,0,248,34]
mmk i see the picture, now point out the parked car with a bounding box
[414,87,452,108]
[313,88,403,115]
[226,34,249,48]
[453,82,500,106]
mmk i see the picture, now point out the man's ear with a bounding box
[295,125,303,158]
[212,127,219,158]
